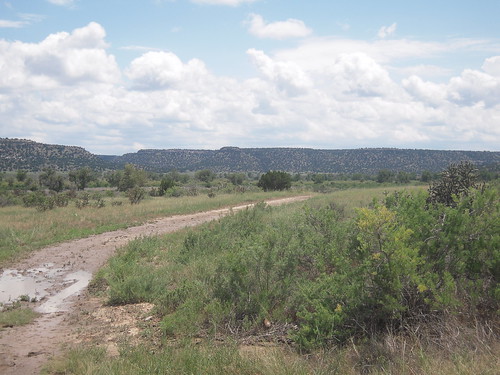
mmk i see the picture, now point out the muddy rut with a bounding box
[0,196,310,374]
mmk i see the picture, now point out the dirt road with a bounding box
[0,195,310,374]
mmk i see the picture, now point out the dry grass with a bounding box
[0,190,300,265]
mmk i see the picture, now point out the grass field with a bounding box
[3,184,497,374]
[44,185,499,374]
[0,190,302,265]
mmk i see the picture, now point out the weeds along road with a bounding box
[0,195,311,375]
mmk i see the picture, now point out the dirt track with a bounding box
[0,195,310,374]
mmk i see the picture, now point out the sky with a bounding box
[0,0,499,155]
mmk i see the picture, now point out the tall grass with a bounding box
[0,190,299,265]
[44,185,498,374]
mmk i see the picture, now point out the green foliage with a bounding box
[127,187,146,204]
[0,304,38,328]
[158,176,175,196]
[427,161,482,207]
[39,168,65,192]
[114,164,147,192]
[257,171,292,191]
[88,182,500,351]
[227,173,246,185]
[16,169,27,182]
[376,169,394,183]
[195,169,216,184]
[69,167,95,190]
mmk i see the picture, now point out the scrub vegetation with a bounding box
[44,163,499,374]
[1,159,498,374]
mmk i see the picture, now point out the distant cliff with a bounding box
[1,138,498,174]
[111,147,499,174]
[0,138,110,171]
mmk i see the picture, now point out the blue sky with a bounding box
[1,0,499,154]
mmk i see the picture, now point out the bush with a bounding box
[127,187,146,204]
[100,183,499,351]
[427,161,482,207]
[257,171,292,191]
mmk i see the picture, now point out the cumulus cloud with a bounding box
[320,52,404,98]
[126,51,208,90]
[378,22,397,38]
[246,13,312,40]
[247,48,312,96]
[447,69,500,107]
[403,75,447,106]
[482,56,500,76]
[1,23,499,154]
[0,22,121,88]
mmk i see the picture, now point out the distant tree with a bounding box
[312,173,327,184]
[69,167,95,190]
[376,169,394,183]
[39,168,64,192]
[257,171,292,191]
[227,173,246,186]
[427,161,482,207]
[127,186,146,204]
[158,176,175,196]
[195,169,216,183]
[16,170,27,182]
[420,171,432,183]
[396,171,410,184]
[117,164,147,192]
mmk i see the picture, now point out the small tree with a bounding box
[39,168,64,192]
[16,170,27,182]
[127,187,146,204]
[158,176,175,196]
[195,169,216,184]
[69,167,95,190]
[228,173,246,186]
[427,161,482,207]
[376,169,394,183]
[117,164,147,192]
[257,171,292,191]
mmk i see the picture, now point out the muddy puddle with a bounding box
[0,264,92,313]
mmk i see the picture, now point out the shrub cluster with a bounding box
[100,181,498,351]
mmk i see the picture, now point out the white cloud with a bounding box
[378,22,397,38]
[482,56,500,76]
[0,19,25,28]
[319,52,403,98]
[191,0,258,6]
[246,13,312,40]
[1,23,499,154]
[0,13,44,28]
[247,48,312,96]
[447,69,500,107]
[0,22,120,89]
[403,75,447,106]
[47,0,75,6]
[126,51,209,90]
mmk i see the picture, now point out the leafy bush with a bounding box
[100,181,499,351]
[127,187,146,204]
[427,161,482,206]
[257,171,292,191]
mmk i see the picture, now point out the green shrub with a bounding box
[99,184,499,350]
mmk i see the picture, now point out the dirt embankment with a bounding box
[0,195,311,374]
